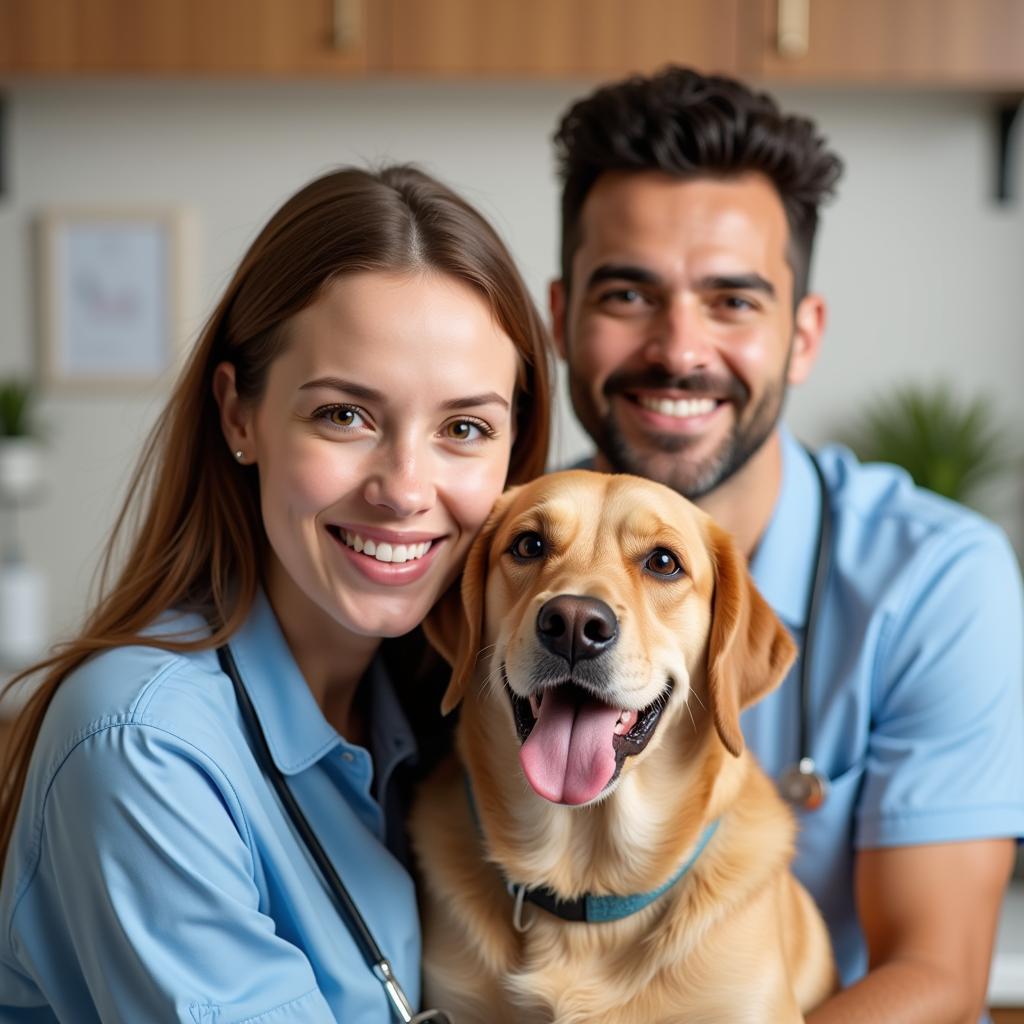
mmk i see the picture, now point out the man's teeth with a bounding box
[638,396,717,419]
[341,530,432,564]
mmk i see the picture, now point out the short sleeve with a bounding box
[11,721,336,1023]
[855,524,1024,848]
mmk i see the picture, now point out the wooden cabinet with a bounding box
[370,0,1024,86]
[0,0,740,79]
[0,0,373,76]
[377,0,739,78]
[741,0,1024,89]
[0,0,1022,88]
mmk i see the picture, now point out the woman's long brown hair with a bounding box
[0,165,552,867]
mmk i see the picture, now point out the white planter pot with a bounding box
[0,438,44,503]
[0,560,47,670]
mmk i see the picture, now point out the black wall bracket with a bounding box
[995,95,1023,203]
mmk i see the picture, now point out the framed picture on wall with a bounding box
[36,208,189,389]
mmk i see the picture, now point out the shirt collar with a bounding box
[229,589,419,777]
[229,589,341,775]
[748,428,823,630]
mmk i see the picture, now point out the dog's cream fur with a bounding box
[412,470,836,1023]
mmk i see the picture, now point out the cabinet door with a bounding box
[379,0,740,77]
[0,0,371,76]
[744,0,1024,87]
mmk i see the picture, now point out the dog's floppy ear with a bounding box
[424,485,522,715]
[706,520,796,757]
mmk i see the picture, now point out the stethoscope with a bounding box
[776,450,833,812]
[216,645,452,1024]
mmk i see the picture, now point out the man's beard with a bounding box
[569,365,788,500]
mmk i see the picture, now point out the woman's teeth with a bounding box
[638,396,717,419]
[341,530,432,564]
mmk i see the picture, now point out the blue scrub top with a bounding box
[0,589,423,1022]
[744,429,1024,988]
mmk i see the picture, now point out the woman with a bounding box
[0,165,551,1022]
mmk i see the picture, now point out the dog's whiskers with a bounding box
[685,698,698,734]
[482,664,506,698]
[472,642,499,669]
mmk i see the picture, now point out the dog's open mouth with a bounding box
[506,675,675,806]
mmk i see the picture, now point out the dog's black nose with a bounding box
[536,595,618,664]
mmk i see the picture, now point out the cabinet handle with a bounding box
[333,0,363,51]
[777,0,810,58]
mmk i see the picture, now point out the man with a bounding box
[550,66,1024,1022]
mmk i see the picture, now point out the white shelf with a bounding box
[991,880,1024,1006]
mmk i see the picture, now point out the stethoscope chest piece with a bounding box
[779,757,830,812]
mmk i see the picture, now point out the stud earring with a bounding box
[234,450,244,462]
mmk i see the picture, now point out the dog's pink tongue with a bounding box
[519,688,621,805]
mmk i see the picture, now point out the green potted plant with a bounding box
[846,381,1016,508]
[0,377,43,503]
[0,378,47,669]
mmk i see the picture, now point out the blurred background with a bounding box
[0,0,1023,1012]
[0,0,1022,668]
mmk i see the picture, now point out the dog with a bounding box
[411,470,836,1023]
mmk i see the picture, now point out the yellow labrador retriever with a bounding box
[412,470,836,1023]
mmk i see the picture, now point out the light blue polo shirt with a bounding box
[0,589,421,1022]
[743,428,1024,988]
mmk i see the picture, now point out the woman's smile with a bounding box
[332,524,439,563]
[326,523,447,585]
[241,269,520,644]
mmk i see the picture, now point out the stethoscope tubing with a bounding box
[217,645,447,1024]
[778,449,833,811]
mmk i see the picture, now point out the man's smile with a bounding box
[617,389,731,437]
[635,395,718,419]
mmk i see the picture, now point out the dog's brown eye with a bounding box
[644,549,683,578]
[510,531,545,561]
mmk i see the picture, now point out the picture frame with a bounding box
[36,207,189,390]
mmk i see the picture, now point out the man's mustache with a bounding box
[603,370,749,405]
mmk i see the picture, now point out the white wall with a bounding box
[0,80,1022,643]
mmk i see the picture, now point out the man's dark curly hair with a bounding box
[554,66,844,303]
